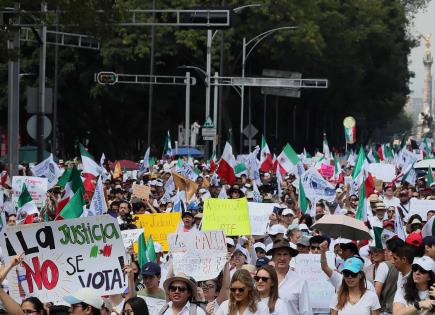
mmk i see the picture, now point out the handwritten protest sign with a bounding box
[168,230,227,281]
[121,229,144,248]
[0,215,126,304]
[12,176,48,208]
[294,253,335,312]
[320,164,334,178]
[368,163,396,182]
[132,184,151,201]
[135,213,180,251]
[247,202,279,235]
[409,198,435,220]
[202,198,251,236]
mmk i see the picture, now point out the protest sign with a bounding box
[301,168,336,202]
[30,154,61,189]
[132,184,151,201]
[409,198,435,220]
[121,229,144,248]
[0,215,126,304]
[168,230,227,281]
[12,176,48,207]
[135,213,180,251]
[368,163,396,182]
[140,297,167,315]
[294,253,335,312]
[247,202,279,235]
[202,198,251,236]
[320,164,334,178]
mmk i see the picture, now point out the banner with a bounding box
[134,213,181,251]
[409,199,435,221]
[30,154,61,189]
[247,202,279,235]
[121,229,144,248]
[301,168,336,203]
[202,198,251,236]
[0,215,126,304]
[368,163,396,182]
[12,176,48,208]
[294,253,335,312]
[168,230,227,281]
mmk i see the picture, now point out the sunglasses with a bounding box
[230,287,246,293]
[200,284,216,290]
[168,285,188,293]
[310,246,320,251]
[412,265,429,274]
[253,276,270,282]
[342,270,359,278]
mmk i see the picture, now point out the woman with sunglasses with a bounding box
[330,257,381,315]
[254,265,289,315]
[215,269,269,315]
[393,256,435,314]
[121,297,149,315]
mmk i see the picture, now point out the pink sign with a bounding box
[320,164,334,178]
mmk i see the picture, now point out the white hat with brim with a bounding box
[163,273,197,299]
[412,256,435,273]
[63,288,103,309]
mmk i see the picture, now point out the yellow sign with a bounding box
[134,213,181,252]
[202,197,251,236]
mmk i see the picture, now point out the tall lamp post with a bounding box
[239,26,297,153]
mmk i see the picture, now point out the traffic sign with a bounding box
[243,124,258,139]
[96,72,117,85]
[203,117,215,128]
[27,115,52,140]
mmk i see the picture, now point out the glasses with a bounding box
[310,246,320,251]
[342,270,359,278]
[230,287,246,293]
[412,265,429,274]
[168,285,188,293]
[22,311,38,314]
[253,276,270,282]
[122,311,134,315]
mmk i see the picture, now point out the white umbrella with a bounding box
[414,159,435,169]
[311,215,372,240]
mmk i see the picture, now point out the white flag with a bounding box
[88,177,108,216]
[31,154,61,189]
[138,147,150,177]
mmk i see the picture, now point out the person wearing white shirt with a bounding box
[268,239,312,315]
[382,185,400,209]
[369,202,387,228]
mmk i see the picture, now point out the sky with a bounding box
[409,0,435,98]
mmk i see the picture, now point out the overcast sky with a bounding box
[409,1,435,98]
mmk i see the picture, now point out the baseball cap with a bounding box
[226,237,235,247]
[383,220,395,229]
[412,256,435,273]
[282,208,295,216]
[233,246,248,259]
[406,232,423,247]
[423,236,435,247]
[64,288,103,309]
[141,262,161,276]
[255,257,270,267]
[254,242,266,252]
[296,235,311,247]
[182,211,194,218]
[342,257,364,274]
[268,224,287,236]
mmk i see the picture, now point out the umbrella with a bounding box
[108,160,139,170]
[311,215,372,240]
[414,159,435,169]
[171,146,204,157]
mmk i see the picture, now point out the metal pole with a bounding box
[213,72,219,152]
[52,9,59,154]
[217,28,224,154]
[205,30,212,120]
[185,72,190,146]
[248,86,252,152]
[37,1,47,163]
[263,94,266,138]
[7,3,20,177]
[239,37,246,154]
[146,0,156,149]
[275,96,278,143]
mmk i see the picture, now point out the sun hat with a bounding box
[163,273,197,299]
[64,288,104,309]
[266,239,299,257]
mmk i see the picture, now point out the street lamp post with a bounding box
[239,26,297,153]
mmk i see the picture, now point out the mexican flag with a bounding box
[210,149,217,173]
[277,143,301,175]
[18,184,39,217]
[351,147,368,194]
[355,180,367,221]
[59,188,85,219]
[260,136,273,172]
[422,216,435,238]
[138,233,157,268]
[298,178,308,214]
[323,135,331,161]
[344,126,356,144]
[217,142,236,185]
[427,167,434,187]
[235,163,247,177]
[80,144,102,177]
[373,227,396,249]
[163,130,173,157]
[56,166,84,217]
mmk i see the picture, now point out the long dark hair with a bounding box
[404,270,435,304]
[21,297,47,315]
[123,297,149,315]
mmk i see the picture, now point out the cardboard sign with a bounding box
[409,198,435,221]
[294,253,335,312]
[202,198,251,236]
[121,229,144,248]
[168,230,227,281]
[320,164,334,178]
[247,202,279,235]
[368,163,396,182]
[134,213,181,252]
[0,215,126,304]
[12,176,48,208]
[132,184,151,201]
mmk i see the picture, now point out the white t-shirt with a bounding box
[394,286,429,308]
[374,262,389,284]
[330,290,381,315]
[215,300,270,315]
[382,196,400,209]
[260,297,290,315]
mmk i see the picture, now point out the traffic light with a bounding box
[96,72,117,85]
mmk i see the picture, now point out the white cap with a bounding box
[64,288,103,309]
[254,242,266,252]
[413,256,435,272]
[153,242,163,253]
[282,208,295,216]
[265,242,273,259]
[225,237,235,247]
[233,246,249,258]
[268,224,287,235]
[264,172,271,178]
[298,223,310,231]
[155,181,163,187]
